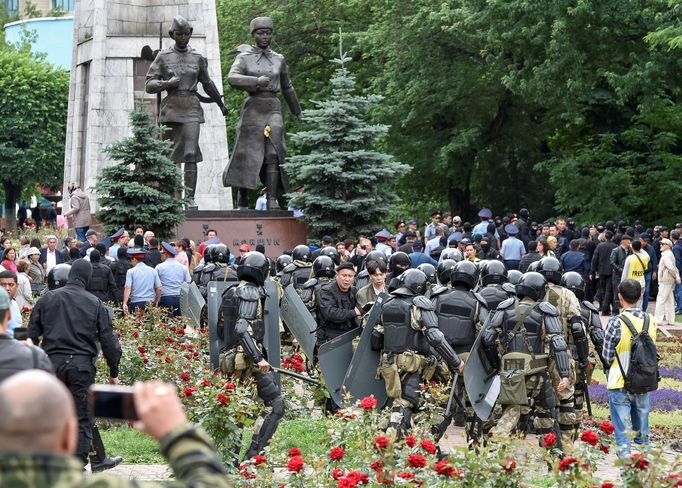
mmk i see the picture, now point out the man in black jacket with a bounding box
[315,262,361,350]
[609,234,631,315]
[86,250,117,302]
[591,230,617,315]
[27,259,122,467]
[144,237,163,268]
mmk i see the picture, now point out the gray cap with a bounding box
[0,287,10,310]
[86,229,99,237]
[27,247,41,256]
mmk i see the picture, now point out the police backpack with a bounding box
[614,314,659,394]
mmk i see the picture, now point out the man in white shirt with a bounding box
[39,235,64,274]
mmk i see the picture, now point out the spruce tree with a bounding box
[284,40,410,239]
[95,108,187,239]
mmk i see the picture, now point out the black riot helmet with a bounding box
[417,263,437,284]
[515,272,548,301]
[451,260,480,290]
[560,271,585,301]
[365,250,388,265]
[398,269,428,296]
[313,256,336,279]
[276,254,293,273]
[507,269,523,285]
[210,244,230,264]
[440,248,463,262]
[538,256,563,285]
[436,259,458,286]
[292,244,312,263]
[237,251,270,285]
[47,263,71,290]
[481,260,507,286]
[320,247,340,265]
[527,260,540,273]
[388,252,411,277]
[203,244,216,263]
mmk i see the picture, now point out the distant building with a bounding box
[4,0,74,18]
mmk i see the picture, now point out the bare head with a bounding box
[0,370,77,454]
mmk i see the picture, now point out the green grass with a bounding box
[99,426,165,464]
[268,418,328,458]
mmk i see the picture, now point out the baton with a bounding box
[582,372,592,417]
[271,366,320,386]
[445,373,464,417]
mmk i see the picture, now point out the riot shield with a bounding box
[280,284,317,361]
[207,280,239,370]
[180,282,206,329]
[318,328,361,407]
[263,279,281,386]
[464,329,500,421]
[342,293,389,408]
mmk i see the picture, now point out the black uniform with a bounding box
[315,280,358,346]
[298,276,333,322]
[109,257,132,304]
[280,262,312,289]
[28,259,121,465]
[87,261,117,302]
[144,247,163,268]
[478,283,515,311]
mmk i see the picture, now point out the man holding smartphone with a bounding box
[28,259,122,468]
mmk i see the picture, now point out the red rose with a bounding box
[331,467,345,480]
[142,357,149,364]
[374,436,390,449]
[217,393,229,405]
[170,326,176,332]
[599,421,615,435]
[407,453,427,468]
[558,456,579,472]
[239,467,256,479]
[137,346,146,354]
[434,460,457,478]
[599,444,609,454]
[398,472,415,479]
[225,381,236,391]
[361,395,378,410]
[330,446,345,461]
[376,470,393,485]
[337,479,354,488]
[346,471,369,484]
[406,435,416,448]
[183,386,197,397]
[287,455,304,472]
[543,433,557,448]
[602,482,615,488]
[629,453,649,470]
[165,336,174,343]
[580,429,600,446]
[132,331,139,339]
[180,372,191,382]
[370,460,383,472]
[252,454,266,465]
[177,328,185,335]
[502,459,516,472]
[201,378,211,387]
[420,439,437,455]
[288,447,302,457]
[165,357,171,363]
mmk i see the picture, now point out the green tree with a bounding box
[95,108,187,238]
[0,48,68,229]
[284,44,410,238]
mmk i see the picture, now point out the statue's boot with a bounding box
[185,162,198,208]
[237,188,249,210]
[265,168,280,210]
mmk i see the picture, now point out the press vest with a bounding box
[607,312,658,390]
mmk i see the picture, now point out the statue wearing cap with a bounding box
[146,16,228,206]
[223,17,303,210]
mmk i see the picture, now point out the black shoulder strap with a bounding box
[618,313,639,338]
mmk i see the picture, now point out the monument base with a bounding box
[177,210,308,257]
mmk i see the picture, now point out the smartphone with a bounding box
[13,327,28,341]
[88,384,138,420]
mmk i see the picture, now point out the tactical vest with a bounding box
[211,264,238,282]
[89,265,109,292]
[500,303,545,356]
[220,286,240,349]
[547,284,574,347]
[292,266,312,289]
[434,289,478,354]
[355,269,370,290]
[479,284,509,311]
[382,297,430,356]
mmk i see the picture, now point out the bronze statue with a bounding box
[145,16,228,206]
[223,17,302,210]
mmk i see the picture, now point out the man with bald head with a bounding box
[0,371,231,486]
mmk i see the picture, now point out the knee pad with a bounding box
[256,371,280,404]
[401,373,422,409]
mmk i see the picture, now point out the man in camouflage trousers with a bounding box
[0,371,231,487]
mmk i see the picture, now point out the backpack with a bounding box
[614,314,659,394]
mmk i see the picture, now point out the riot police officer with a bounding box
[319,246,341,266]
[560,271,609,431]
[482,272,570,448]
[298,255,336,321]
[280,245,313,288]
[537,257,582,447]
[430,261,488,442]
[417,263,437,295]
[205,244,238,282]
[218,251,283,462]
[355,250,388,290]
[436,259,458,288]
[372,269,464,439]
[478,260,512,310]
[386,251,411,292]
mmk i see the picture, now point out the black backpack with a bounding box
[614,314,659,394]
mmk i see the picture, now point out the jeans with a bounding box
[642,273,652,312]
[504,259,520,271]
[75,226,89,243]
[129,301,149,313]
[607,388,650,458]
[159,294,181,317]
[675,283,682,314]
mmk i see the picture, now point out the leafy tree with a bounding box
[284,42,409,238]
[95,108,187,239]
[0,48,68,229]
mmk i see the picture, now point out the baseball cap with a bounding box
[240,244,250,252]
[639,233,651,241]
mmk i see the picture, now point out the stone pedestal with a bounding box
[177,210,309,258]
[63,0,232,212]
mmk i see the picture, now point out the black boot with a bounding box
[237,188,249,210]
[89,425,122,472]
[184,163,198,208]
[265,168,280,210]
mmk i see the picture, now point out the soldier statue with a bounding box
[145,16,228,206]
[372,269,464,439]
[218,252,283,462]
[482,272,570,449]
[223,16,303,210]
[280,245,313,289]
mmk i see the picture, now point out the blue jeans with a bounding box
[675,283,682,314]
[159,295,181,317]
[642,273,651,312]
[504,260,520,271]
[129,301,148,313]
[75,226,89,243]
[608,388,650,458]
